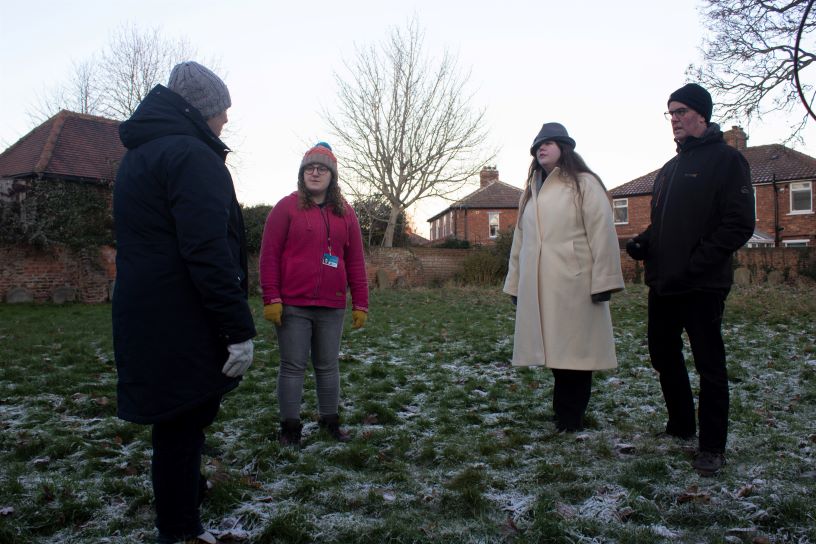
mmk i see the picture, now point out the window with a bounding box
[612,199,628,225]
[790,181,812,213]
[488,212,500,238]
[782,239,809,247]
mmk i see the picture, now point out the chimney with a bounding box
[723,126,748,151]
[480,166,499,188]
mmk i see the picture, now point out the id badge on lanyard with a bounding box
[320,207,338,268]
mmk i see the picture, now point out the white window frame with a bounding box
[782,239,809,247]
[612,198,629,225]
[488,211,500,238]
[789,181,813,214]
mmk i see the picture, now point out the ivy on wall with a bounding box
[0,180,114,250]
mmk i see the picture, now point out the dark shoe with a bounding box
[318,414,351,442]
[184,531,218,544]
[279,418,302,447]
[692,450,725,476]
[555,420,584,433]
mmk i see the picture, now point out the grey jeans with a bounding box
[275,305,346,420]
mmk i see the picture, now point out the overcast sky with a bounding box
[2,0,815,236]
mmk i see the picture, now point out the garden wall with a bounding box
[0,244,116,303]
[2,245,813,303]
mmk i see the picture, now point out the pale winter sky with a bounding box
[2,0,815,236]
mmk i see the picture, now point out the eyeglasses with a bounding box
[664,107,691,120]
[303,165,329,175]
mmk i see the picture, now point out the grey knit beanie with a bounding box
[167,61,231,119]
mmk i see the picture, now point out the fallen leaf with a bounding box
[735,484,754,498]
[363,414,379,425]
[678,486,710,504]
[616,507,635,521]
[615,443,635,454]
[0,507,13,516]
[556,502,577,519]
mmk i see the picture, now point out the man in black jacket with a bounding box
[113,61,256,543]
[627,83,754,476]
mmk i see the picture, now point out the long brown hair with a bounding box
[296,172,347,217]
[517,143,606,221]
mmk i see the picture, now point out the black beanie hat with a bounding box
[668,83,713,124]
[530,122,576,156]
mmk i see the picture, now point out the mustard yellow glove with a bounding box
[263,303,283,326]
[351,310,367,329]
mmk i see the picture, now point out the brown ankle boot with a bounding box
[318,414,350,442]
[279,418,302,447]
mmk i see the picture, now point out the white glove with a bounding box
[222,339,254,377]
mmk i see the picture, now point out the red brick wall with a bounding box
[430,208,518,245]
[613,195,651,239]
[0,244,116,303]
[365,247,475,287]
[755,183,816,244]
[619,247,815,283]
[5,245,812,304]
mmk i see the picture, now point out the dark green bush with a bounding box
[457,228,513,285]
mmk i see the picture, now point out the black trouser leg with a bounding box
[648,290,696,438]
[152,396,221,542]
[552,368,593,431]
[685,292,728,453]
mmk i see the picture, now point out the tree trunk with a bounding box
[382,204,402,247]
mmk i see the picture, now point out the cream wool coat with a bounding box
[503,168,624,369]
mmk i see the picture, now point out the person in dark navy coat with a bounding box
[113,61,256,544]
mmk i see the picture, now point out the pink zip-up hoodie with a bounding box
[259,192,369,311]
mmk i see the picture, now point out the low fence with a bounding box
[2,244,813,303]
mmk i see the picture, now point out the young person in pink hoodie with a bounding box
[259,142,369,446]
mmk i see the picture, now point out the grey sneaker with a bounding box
[692,450,725,476]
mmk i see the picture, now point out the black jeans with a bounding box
[551,368,593,430]
[647,289,728,452]
[152,396,221,543]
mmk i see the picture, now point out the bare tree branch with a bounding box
[689,0,816,141]
[325,18,496,246]
[27,24,201,124]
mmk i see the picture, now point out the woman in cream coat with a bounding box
[504,122,624,432]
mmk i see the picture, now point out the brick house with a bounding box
[427,167,522,245]
[609,126,816,247]
[0,110,125,303]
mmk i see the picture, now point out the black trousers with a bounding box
[551,368,593,430]
[648,289,728,453]
[152,396,221,543]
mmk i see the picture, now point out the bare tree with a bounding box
[688,0,816,140]
[28,24,197,122]
[96,24,195,119]
[29,58,102,122]
[327,18,495,247]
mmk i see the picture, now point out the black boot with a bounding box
[318,414,350,442]
[279,418,302,447]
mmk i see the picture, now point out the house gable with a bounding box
[427,168,522,244]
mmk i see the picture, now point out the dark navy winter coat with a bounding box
[113,85,256,424]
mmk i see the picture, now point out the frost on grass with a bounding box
[1,285,814,543]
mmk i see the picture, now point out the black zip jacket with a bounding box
[633,124,755,295]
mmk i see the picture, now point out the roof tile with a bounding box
[609,143,816,198]
[0,110,125,182]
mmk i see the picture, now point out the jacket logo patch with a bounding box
[336,292,344,297]
[684,173,699,178]
[740,186,751,194]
